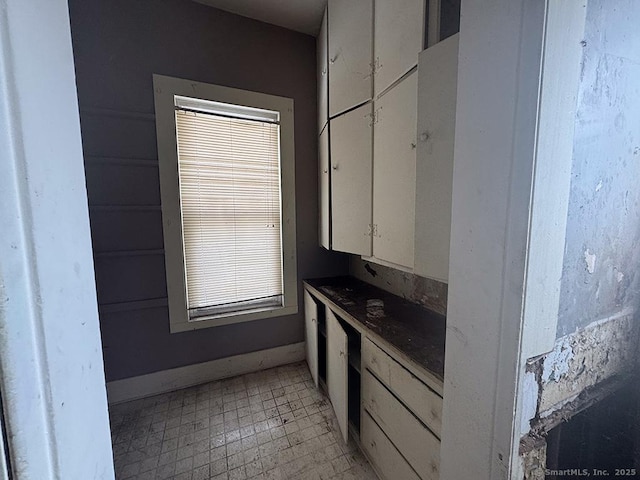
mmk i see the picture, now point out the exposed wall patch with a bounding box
[538,311,637,413]
[583,249,596,274]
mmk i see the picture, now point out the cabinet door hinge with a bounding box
[367,57,382,79]
[372,57,382,76]
[367,224,378,237]
[368,109,380,126]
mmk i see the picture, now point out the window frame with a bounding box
[153,74,298,333]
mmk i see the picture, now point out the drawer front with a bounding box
[363,370,440,480]
[363,337,443,437]
[362,412,421,480]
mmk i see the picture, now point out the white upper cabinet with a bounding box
[319,125,331,250]
[373,71,418,269]
[374,0,426,97]
[328,0,373,118]
[414,34,459,282]
[330,102,373,256]
[317,8,328,133]
[319,0,460,277]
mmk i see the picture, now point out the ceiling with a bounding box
[194,0,327,36]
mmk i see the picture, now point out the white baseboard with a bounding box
[106,342,305,405]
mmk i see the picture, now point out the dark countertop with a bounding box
[304,276,446,381]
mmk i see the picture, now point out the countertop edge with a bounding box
[303,280,444,397]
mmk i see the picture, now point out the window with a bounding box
[153,75,297,332]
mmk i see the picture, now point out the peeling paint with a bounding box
[520,370,539,436]
[583,249,596,274]
[539,311,637,414]
[518,310,638,480]
[541,342,571,383]
[595,179,603,192]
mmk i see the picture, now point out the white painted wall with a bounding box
[0,0,114,477]
[441,1,545,475]
[440,1,587,478]
[556,0,640,337]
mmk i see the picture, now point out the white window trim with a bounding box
[153,74,298,333]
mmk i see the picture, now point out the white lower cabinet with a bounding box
[303,286,443,480]
[363,370,440,479]
[326,308,349,443]
[303,291,319,388]
[362,412,421,480]
[363,337,443,436]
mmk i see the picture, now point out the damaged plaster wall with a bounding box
[538,312,637,413]
[538,0,640,426]
[557,0,640,338]
[519,2,640,473]
[349,257,448,316]
[518,312,637,477]
[526,311,637,427]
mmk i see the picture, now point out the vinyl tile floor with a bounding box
[110,361,377,480]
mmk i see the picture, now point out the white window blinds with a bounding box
[174,98,283,319]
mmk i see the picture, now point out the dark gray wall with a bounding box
[557,0,640,337]
[68,0,348,381]
[439,0,461,41]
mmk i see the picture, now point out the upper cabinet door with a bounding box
[328,0,373,118]
[318,8,328,133]
[373,71,418,269]
[304,291,319,388]
[414,34,459,282]
[326,309,349,444]
[374,0,426,97]
[330,102,373,256]
[319,125,331,250]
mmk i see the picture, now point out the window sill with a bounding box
[169,303,298,333]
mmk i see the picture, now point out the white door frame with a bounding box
[0,0,114,478]
[440,0,587,478]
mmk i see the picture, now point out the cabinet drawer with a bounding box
[362,412,421,480]
[363,371,440,479]
[363,337,443,437]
